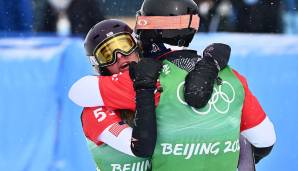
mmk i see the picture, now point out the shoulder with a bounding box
[81,107,122,145]
[68,75,104,107]
[231,69,248,86]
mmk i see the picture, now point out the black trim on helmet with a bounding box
[136,0,199,47]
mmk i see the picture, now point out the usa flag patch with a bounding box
[108,122,128,137]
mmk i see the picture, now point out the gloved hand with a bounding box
[129,57,161,157]
[184,43,231,108]
[203,43,231,71]
[129,58,163,90]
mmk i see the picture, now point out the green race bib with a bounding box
[152,60,245,171]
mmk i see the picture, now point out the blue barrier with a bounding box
[0,37,94,171]
[0,34,297,170]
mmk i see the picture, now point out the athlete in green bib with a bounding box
[69,0,276,168]
[151,61,244,171]
[70,0,275,169]
[82,58,240,171]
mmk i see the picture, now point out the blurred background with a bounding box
[0,0,297,171]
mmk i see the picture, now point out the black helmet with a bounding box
[136,0,199,47]
[84,19,133,56]
[84,19,134,75]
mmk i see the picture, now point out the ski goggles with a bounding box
[91,32,137,67]
[135,14,200,30]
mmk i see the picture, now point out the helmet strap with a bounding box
[135,15,200,30]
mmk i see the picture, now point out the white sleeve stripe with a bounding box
[68,75,104,107]
[241,117,276,148]
[98,123,135,156]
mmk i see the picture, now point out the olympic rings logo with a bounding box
[177,80,235,115]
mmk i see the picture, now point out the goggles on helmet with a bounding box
[135,14,200,30]
[92,32,137,67]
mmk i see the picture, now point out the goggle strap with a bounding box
[89,56,99,65]
[188,14,193,29]
[135,15,200,30]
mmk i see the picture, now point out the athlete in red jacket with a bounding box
[70,61,276,160]
[69,19,231,157]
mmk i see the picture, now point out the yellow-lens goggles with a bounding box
[93,33,137,67]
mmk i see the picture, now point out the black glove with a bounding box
[129,58,163,90]
[183,58,216,108]
[128,58,161,157]
[203,43,231,71]
[184,43,231,108]
[131,89,157,157]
